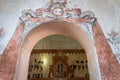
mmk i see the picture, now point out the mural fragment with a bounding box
[1,0,119,65]
[107,30,120,63]
[19,0,96,42]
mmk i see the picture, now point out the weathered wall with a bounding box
[0,0,120,80]
[0,0,120,56]
[93,21,120,80]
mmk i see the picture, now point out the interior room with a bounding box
[28,35,89,80]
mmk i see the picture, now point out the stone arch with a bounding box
[14,21,101,80]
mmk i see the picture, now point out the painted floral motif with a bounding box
[107,30,120,63]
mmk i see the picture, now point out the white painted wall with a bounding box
[0,0,120,57]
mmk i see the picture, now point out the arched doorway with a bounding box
[14,21,101,80]
[28,35,89,80]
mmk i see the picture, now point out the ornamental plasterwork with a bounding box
[19,0,96,22]
[19,0,95,59]
[20,0,96,41]
[107,30,120,63]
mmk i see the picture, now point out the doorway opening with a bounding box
[27,35,89,80]
[14,21,101,80]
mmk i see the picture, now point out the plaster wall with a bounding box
[0,0,120,80]
[0,0,120,55]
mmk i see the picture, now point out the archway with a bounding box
[14,21,101,80]
[28,35,89,80]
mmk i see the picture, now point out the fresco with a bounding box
[107,30,120,63]
[0,1,120,80]
[20,0,96,43]
[19,0,120,64]
[0,0,120,64]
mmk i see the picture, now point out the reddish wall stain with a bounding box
[93,21,120,80]
[0,20,25,80]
